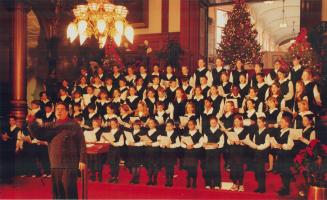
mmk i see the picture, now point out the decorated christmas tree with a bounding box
[104,39,124,67]
[217,0,262,66]
[287,28,318,72]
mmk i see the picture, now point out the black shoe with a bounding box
[254,188,260,193]
[98,174,103,182]
[129,179,135,184]
[186,178,191,188]
[278,188,290,196]
[254,188,265,193]
[134,176,140,184]
[108,177,115,183]
[192,179,197,189]
[90,174,96,182]
[113,177,119,184]
[146,180,153,185]
[152,176,157,186]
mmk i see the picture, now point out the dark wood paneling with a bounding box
[133,32,180,51]
[162,0,169,33]
[180,0,207,73]
[113,0,149,28]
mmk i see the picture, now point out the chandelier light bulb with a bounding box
[88,2,99,11]
[68,0,132,48]
[67,22,78,42]
[80,33,88,45]
[104,3,115,12]
[97,19,106,34]
[114,34,122,46]
[78,20,88,34]
[99,35,107,48]
[115,20,124,36]
[124,25,134,43]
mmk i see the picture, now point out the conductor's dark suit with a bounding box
[28,119,86,199]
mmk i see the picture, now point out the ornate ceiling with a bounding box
[248,0,300,45]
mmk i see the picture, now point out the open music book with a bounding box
[290,128,303,140]
[159,136,172,146]
[139,135,152,143]
[101,132,115,143]
[124,131,135,144]
[181,136,193,146]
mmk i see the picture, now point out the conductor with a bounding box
[28,102,86,199]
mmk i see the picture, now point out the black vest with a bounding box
[302,127,314,140]
[231,70,247,85]
[230,128,247,140]
[222,82,232,95]
[291,68,304,84]
[257,84,269,102]
[280,80,290,96]
[147,129,160,142]
[265,109,280,125]
[183,86,193,95]
[275,129,290,145]
[161,130,179,144]
[132,129,146,143]
[187,131,202,144]
[305,82,317,110]
[212,68,225,86]
[194,68,208,86]
[254,128,269,145]
[112,129,123,143]
[269,70,277,81]
[205,128,224,143]
[220,113,235,130]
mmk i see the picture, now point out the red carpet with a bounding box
[0,164,300,199]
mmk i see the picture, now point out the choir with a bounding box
[1,56,322,197]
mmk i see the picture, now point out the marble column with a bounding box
[10,0,27,122]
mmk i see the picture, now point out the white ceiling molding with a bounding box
[248,0,300,46]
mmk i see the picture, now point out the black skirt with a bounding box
[144,146,161,168]
[107,146,121,165]
[204,149,221,171]
[126,146,144,168]
[229,145,244,164]
[183,148,200,168]
[161,148,177,167]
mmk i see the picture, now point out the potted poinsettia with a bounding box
[294,139,327,199]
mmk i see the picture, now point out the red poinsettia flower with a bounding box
[294,153,304,164]
[322,145,327,155]
[309,139,320,148]
[306,146,314,157]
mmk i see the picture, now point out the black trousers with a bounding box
[186,166,197,179]
[0,143,15,183]
[229,145,244,185]
[276,150,292,191]
[51,168,78,199]
[88,153,106,175]
[254,151,267,190]
[108,147,121,178]
[37,145,50,175]
[204,149,221,187]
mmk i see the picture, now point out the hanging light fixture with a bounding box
[279,0,288,28]
[67,0,134,48]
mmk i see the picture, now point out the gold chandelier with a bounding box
[67,0,134,48]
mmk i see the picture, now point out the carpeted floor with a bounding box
[0,163,302,199]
